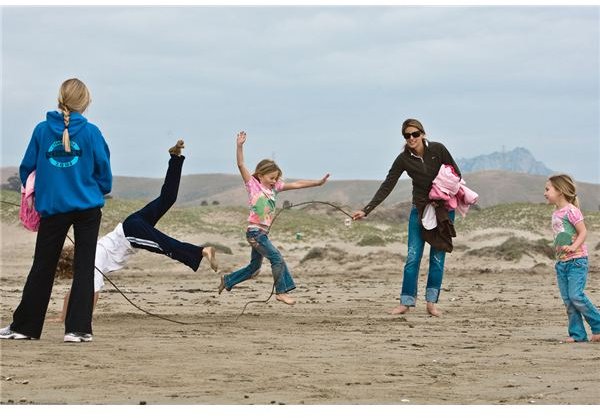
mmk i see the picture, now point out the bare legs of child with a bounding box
[47,291,100,323]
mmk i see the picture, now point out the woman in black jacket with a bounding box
[352,118,461,317]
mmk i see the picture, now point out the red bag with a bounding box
[19,171,41,232]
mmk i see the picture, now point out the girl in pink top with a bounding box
[544,174,600,343]
[219,131,329,305]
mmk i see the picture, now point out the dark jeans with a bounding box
[224,228,296,294]
[122,155,203,271]
[11,207,102,338]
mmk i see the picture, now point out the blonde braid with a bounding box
[58,97,71,153]
[62,109,71,153]
[57,78,91,154]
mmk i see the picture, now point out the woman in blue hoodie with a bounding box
[0,78,112,343]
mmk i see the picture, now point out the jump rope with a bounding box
[1,199,354,324]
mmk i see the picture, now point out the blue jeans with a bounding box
[400,206,454,306]
[555,257,600,341]
[224,228,296,294]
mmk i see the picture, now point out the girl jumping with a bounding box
[218,131,329,305]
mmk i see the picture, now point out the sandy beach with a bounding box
[1,213,600,405]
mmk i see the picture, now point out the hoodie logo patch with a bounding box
[46,140,82,168]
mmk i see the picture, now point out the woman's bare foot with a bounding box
[275,293,296,305]
[202,247,218,272]
[168,139,185,156]
[426,302,442,317]
[590,334,600,342]
[218,275,226,295]
[390,305,410,315]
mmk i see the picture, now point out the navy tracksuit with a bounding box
[122,154,204,271]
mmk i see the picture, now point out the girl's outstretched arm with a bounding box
[236,131,252,183]
[281,173,330,191]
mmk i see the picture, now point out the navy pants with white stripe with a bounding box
[122,155,204,271]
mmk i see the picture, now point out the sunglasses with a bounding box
[403,131,422,140]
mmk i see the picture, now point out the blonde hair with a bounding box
[57,78,91,152]
[253,159,282,181]
[548,174,580,208]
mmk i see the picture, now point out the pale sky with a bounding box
[2,5,599,183]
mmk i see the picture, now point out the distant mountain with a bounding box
[456,147,553,176]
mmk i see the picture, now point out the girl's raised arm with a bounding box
[281,173,330,191]
[236,131,252,183]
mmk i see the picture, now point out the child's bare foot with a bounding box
[590,334,600,342]
[168,139,185,156]
[426,302,442,317]
[562,337,576,343]
[390,305,410,315]
[275,293,296,305]
[202,246,218,272]
[218,275,226,295]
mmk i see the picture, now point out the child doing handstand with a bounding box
[49,140,219,322]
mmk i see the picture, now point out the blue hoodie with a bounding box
[19,111,112,217]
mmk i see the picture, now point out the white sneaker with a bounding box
[0,326,34,340]
[64,332,93,343]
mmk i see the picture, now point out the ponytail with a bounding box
[571,195,580,209]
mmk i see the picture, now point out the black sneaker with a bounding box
[64,332,93,343]
[0,326,35,340]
